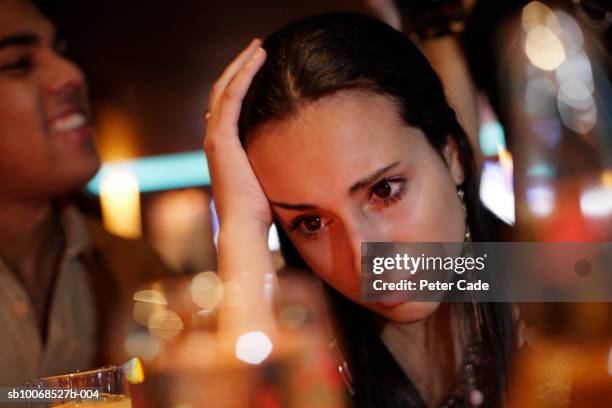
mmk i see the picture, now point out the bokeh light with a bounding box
[235,331,273,365]
[526,184,556,217]
[99,168,142,239]
[479,122,506,157]
[190,271,224,310]
[148,309,184,341]
[579,185,612,218]
[133,289,168,305]
[521,2,558,33]
[525,26,566,71]
[132,289,167,326]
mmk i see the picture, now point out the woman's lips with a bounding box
[375,301,404,308]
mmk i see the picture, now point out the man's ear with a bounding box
[443,136,465,186]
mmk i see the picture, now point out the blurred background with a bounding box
[32,1,611,406]
[39,0,611,271]
[47,0,378,274]
[52,0,373,158]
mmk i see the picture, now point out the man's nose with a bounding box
[43,51,86,95]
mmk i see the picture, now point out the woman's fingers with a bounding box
[209,39,262,112]
[203,42,272,228]
[216,47,266,131]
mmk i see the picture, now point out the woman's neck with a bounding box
[379,303,469,406]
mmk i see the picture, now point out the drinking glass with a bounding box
[28,366,131,408]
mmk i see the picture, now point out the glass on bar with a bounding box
[28,366,131,408]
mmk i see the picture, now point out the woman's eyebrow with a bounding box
[348,161,400,194]
[270,201,319,211]
[269,161,401,211]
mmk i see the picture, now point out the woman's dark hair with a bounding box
[239,12,514,407]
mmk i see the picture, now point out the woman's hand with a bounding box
[204,40,277,334]
[204,39,271,231]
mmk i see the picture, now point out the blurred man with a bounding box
[0,0,168,385]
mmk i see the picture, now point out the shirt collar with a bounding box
[58,203,93,260]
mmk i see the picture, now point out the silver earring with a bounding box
[457,188,471,242]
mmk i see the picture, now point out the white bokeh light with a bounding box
[235,331,273,365]
[525,26,566,71]
[580,185,612,218]
[527,185,556,217]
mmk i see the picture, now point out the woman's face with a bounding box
[247,90,466,323]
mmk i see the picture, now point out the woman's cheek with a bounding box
[298,242,361,300]
[380,181,422,242]
[294,237,336,277]
[412,165,465,242]
[428,183,465,242]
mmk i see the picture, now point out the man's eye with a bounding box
[2,58,33,72]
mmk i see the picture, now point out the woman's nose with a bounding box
[346,219,383,277]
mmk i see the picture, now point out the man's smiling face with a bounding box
[0,0,99,201]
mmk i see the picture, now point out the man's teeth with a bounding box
[50,113,87,132]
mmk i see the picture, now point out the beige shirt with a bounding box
[0,206,98,386]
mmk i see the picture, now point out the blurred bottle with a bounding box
[483,1,612,406]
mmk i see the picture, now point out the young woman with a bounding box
[205,12,515,407]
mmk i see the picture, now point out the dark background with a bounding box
[42,0,373,160]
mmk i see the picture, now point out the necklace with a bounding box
[319,279,355,396]
[438,302,488,407]
[439,226,489,407]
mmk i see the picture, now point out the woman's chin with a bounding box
[370,300,441,323]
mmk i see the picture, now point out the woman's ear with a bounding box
[443,136,465,186]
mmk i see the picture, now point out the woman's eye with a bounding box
[289,215,329,240]
[303,216,322,232]
[372,180,392,199]
[368,177,407,208]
